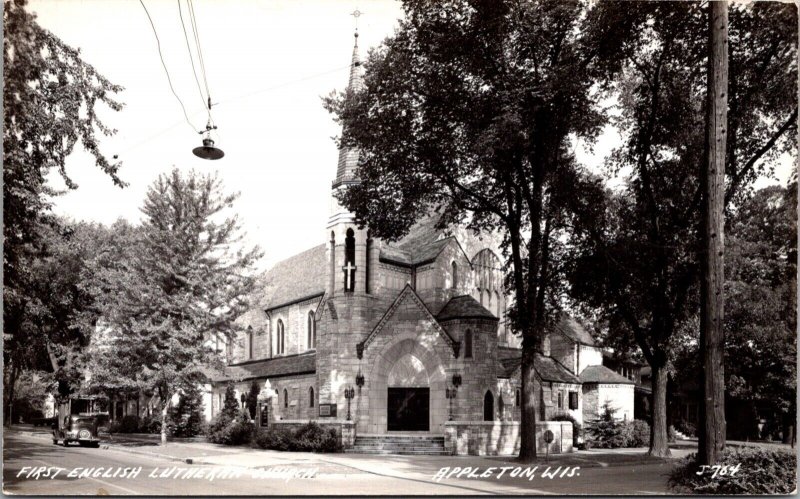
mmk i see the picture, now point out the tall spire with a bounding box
[334,30,364,186]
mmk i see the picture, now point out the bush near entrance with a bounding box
[669,448,796,494]
[253,422,342,453]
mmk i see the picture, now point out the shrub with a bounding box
[170,385,205,437]
[294,422,342,452]
[139,415,165,434]
[220,383,241,422]
[253,422,342,453]
[253,425,293,451]
[207,412,253,445]
[669,448,796,494]
[626,419,650,447]
[118,415,140,433]
[668,425,677,443]
[246,380,260,420]
[584,403,627,448]
[551,413,582,448]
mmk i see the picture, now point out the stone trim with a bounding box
[358,284,458,358]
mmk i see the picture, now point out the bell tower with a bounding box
[326,30,369,297]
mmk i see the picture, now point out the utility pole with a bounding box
[699,0,728,466]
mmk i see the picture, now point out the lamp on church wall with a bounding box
[452,374,462,388]
[355,371,365,388]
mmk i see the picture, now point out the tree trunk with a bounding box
[518,340,538,462]
[649,363,671,457]
[160,399,170,446]
[699,0,728,466]
[5,360,20,426]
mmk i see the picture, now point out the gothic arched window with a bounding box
[495,290,502,319]
[516,389,521,407]
[307,311,316,350]
[464,329,473,359]
[451,261,458,289]
[366,230,372,294]
[276,319,285,355]
[247,326,254,359]
[309,387,315,408]
[283,389,288,408]
[344,229,356,292]
[483,390,494,421]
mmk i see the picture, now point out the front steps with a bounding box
[345,434,449,455]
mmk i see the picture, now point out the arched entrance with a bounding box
[484,390,494,421]
[387,354,429,431]
[366,338,447,434]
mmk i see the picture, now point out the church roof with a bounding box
[437,295,498,321]
[261,244,327,311]
[208,352,317,382]
[579,365,635,385]
[553,314,596,346]
[379,216,464,267]
[498,352,580,384]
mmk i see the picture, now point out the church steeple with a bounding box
[327,28,370,298]
[333,31,364,187]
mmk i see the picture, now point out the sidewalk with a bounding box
[7,424,689,472]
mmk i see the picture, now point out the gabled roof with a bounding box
[261,244,327,311]
[498,352,580,384]
[359,284,459,358]
[207,352,317,383]
[579,365,635,385]
[378,215,467,267]
[437,295,498,322]
[553,315,596,346]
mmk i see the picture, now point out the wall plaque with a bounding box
[319,403,337,417]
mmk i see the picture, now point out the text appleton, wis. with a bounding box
[432,466,581,482]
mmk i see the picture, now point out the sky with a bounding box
[28,0,794,271]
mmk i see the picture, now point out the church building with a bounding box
[207,33,634,454]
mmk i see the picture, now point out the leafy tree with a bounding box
[3,0,124,421]
[87,169,261,444]
[567,2,796,456]
[325,0,632,461]
[724,184,796,438]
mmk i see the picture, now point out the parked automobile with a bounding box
[52,396,108,448]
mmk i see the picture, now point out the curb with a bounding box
[15,429,196,465]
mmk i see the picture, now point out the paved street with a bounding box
[3,428,685,495]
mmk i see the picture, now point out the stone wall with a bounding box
[444,421,573,456]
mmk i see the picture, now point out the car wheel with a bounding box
[91,442,100,448]
[62,440,69,447]
[52,439,58,445]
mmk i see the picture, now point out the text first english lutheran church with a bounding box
[206,32,636,456]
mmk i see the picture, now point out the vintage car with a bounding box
[52,396,108,448]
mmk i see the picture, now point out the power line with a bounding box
[177,0,208,114]
[116,64,352,156]
[139,0,199,133]
[187,0,212,103]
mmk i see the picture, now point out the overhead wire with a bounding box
[138,0,199,133]
[187,0,212,108]
[177,0,209,115]
[115,63,353,156]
